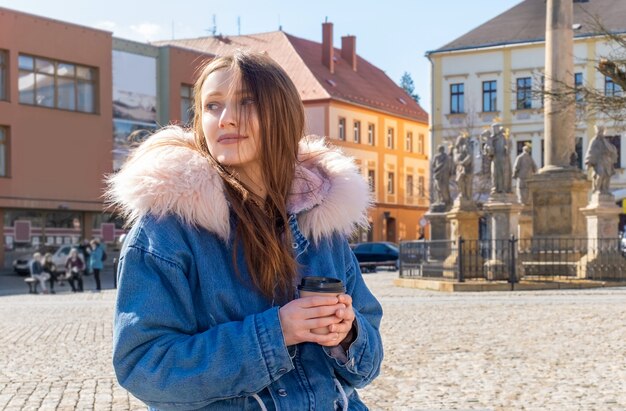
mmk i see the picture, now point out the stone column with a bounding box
[527,0,591,244]
[443,209,481,279]
[578,193,624,279]
[544,0,575,170]
[482,194,524,280]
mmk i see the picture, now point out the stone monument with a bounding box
[578,125,623,278]
[513,145,538,241]
[425,144,453,259]
[443,133,481,279]
[482,123,523,280]
[526,0,590,245]
[452,133,475,211]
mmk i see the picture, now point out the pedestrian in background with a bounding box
[65,248,84,292]
[42,252,58,294]
[30,252,50,294]
[89,238,104,291]
[108,51,383,410]
[78,240,91,275]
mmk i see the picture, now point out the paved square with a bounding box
[0,270,624,410]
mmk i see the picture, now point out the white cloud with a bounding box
[130,23,163,41]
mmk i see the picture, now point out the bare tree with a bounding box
[538,11,626,126]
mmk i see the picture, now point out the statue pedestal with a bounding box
[482,194,524,281]
[424,211,450,260]
[526,168,590,241]
[518,205,533,242]
[443,209,481,279]
[578,193,624,279]
[451,196,477,213]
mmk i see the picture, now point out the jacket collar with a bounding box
[107,126,371,243]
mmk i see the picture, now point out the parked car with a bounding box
[352,242,399,273]
[12,244,86,275]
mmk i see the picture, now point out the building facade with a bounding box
[157,22,430,243]
[427,0,626,220]
[0,7,210,268]
[0,8,113,268]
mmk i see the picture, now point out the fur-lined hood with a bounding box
[107,126,371,243]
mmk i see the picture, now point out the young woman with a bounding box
[88,238,104,291]
[65,248,84,292]
[109,51,383,410]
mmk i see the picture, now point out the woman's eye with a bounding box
[241,97,255,106]
[205,102,220,111]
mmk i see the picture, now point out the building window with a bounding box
[0,126,8,177]
[0,50,7,101]
[516,77,532,109]
[338,117,346,141]
[18,54,97,113]
[541,76,546,108]
[574,137,583,169]
[353,120,361,143]
[418,133,425,154]
[368,169,375,193]
[574,72,583,103]
[605,76,622,97]
[367,123,375,145]
[450,83,464,114]
[405,131,413,152]
[406,175,414,197]
[418,176,425,198]
[516,140,531,155]
[180,84,193,125]
[482,80,497,112]
[606,135,622,169]
[387,127,395,149]
[387,172,395,194]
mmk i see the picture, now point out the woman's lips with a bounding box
[217,134,248,144]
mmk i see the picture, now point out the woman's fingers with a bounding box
[305,315,342,330]
[297,296,339,308]
[328,321,352,334]
[309,331,342,345]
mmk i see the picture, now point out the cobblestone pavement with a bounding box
[0,270,625,410]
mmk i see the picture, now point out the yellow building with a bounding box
[157,22,430,243]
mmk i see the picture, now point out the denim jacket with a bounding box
[109,127,383,410]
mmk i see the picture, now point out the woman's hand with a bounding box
[279,296,345,346]
[321,294,356,349]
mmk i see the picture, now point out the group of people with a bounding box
[29,238,106,294]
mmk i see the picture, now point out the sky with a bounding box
[0,0,522,113]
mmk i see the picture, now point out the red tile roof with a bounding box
[155,31,428,123]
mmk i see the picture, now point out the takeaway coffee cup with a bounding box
[297,277,345,335]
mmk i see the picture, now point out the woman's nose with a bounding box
[219,105,237,129]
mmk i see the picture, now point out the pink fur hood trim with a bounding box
[107,126,371,243]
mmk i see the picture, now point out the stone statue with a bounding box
[584,125,617,194]
[431,144,452,209]
[453,134,473,201]
[482,123,513,194]
[513,145,537,205]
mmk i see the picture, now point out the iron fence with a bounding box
[399,236,626,282]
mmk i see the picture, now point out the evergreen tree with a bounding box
[400,72,420,104]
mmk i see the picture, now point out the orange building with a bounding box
[0,8,210,268]
[157,22,430,243]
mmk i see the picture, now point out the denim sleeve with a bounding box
[113,245,294,410]
[323,241,384,388]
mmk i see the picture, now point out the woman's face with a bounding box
[201,68,261,178]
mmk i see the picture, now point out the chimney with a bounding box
[341,35,357,71]
[322,22,334,73]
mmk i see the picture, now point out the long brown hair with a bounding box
[192,51,304,302]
